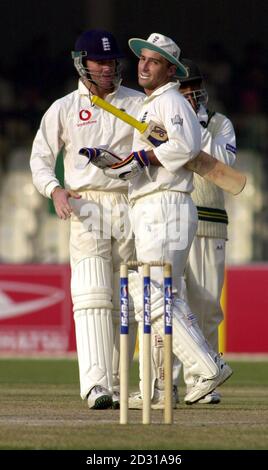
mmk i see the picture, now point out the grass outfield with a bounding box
[0,358,267,450]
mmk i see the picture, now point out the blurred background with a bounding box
[0,0,267,354]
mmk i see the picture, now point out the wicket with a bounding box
[120,261,173,425]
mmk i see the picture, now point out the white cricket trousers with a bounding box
[185,236,226,352]
[69,189,136,399]
[130,190,197,297]
[173,235,226,388]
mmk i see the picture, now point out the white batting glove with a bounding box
[78,147,121,169]
[104,150,149,180]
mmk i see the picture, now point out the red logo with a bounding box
[79,109,91,121]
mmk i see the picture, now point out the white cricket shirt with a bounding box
[128,82,201,201]
[30,80,144,198]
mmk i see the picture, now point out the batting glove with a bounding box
[78,147,121,169]
[104,150,149,180]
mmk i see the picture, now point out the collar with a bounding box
[78,79,122,99]
[197,104,208,124]
[143,80,180,103]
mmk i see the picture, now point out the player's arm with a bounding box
[51,186,81,220]
[150,94,201,173]
[30,102,65,198]
[201,113,236,167]
[30,103,81,217]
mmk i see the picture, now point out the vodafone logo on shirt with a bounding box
[78,109,97,127]
[79,109,91,121]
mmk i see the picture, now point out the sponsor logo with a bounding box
[79,109,91,121]
[77,109,97,127]
[0,281,65,321]
[226,143,236,154]
[171,114,183,126]
[151,125,166,138]
[140,111,148,123]
[102,37,111,51]
[77,121,97,127]
[0,330,68,352]
[165,285,172,298]
[121,285,128,298]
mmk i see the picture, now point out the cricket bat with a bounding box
[91,95,246,195]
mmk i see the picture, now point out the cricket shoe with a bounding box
[184,354,233,405]
[112,390,120,409]
[197,390,221,404]
[87,385,113,409]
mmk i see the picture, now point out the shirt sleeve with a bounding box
[151,93,201,173]
[30,101,65,198]
[201,115,236,167]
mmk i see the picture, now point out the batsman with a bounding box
[30,29,144,410]
[83,32,233,406]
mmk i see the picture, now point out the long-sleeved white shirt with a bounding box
[30,80,144,198]
[128,82,201,201]
[192,105,237,239]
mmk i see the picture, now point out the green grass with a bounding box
[0,359,267,450]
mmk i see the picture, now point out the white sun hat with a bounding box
[128,32,188,78]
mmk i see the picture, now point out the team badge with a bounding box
[171,114,183,126]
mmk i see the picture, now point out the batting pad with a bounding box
[177,297,219,388]
[74,307,113,399]
[71,257,114,399]
[152,298,219,380]
[71,257,113,310]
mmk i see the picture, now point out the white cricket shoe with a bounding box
[197,390,221,404]
[87,385,113,409]
[184,354,232,405]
